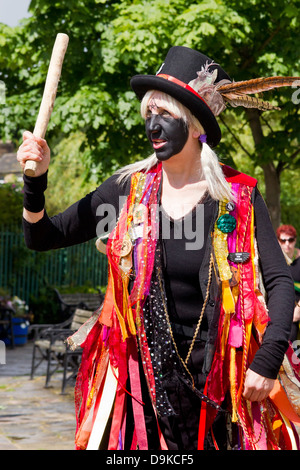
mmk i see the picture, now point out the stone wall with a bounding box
[0,142,14,157]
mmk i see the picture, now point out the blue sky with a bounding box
[0,0,31,26]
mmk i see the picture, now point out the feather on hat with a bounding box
[131,46,300,147]
[189,64,300,114]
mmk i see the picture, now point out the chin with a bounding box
[156,154,173,162]
[155,151,182,162]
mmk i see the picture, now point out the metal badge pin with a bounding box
[120,233,133,257]
[228,252,250,263]
[226,201,236,212]
[133,203,147,225]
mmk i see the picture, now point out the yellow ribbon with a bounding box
[230,346,238,423]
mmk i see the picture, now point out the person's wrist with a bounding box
[23,171,48,213]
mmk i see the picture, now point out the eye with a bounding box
[160,109,172,117]
[145,106,156,118]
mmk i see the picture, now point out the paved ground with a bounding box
[0,340,77,450]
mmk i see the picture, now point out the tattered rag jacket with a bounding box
[67,163,300,451]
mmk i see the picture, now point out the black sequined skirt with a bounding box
[123,337,229,451]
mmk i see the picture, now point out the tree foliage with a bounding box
[0,0,299,227]
[0,182,24,225]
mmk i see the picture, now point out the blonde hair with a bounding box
[116,90,232,201]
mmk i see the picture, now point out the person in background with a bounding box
[277,225,300,342]
[277,225,300,263]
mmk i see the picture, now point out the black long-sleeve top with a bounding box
[23,172,294,379]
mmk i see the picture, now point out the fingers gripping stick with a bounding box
[24,33,69,176]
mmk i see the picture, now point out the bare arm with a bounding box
[22,208,44,223]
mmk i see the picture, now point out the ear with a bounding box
[191,128,201,139]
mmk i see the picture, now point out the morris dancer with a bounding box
[17,46,300,450]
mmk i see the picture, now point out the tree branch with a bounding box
[276,160,287,176]
[276,146,300,176]
[241,25,281,70]
[289,148,300,161]
[219,115,252,158]
[261,115,275,135]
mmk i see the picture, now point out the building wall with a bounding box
[0,142,14,158]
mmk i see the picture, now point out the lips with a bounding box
[151,138,167,150]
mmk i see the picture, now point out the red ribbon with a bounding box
[157,74,212,111]
[128,337,148,450]
[108,337,128,450]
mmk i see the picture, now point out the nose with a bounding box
[147,115,162,132]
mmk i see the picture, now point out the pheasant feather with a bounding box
[222,93,281,111]
[218,76,300,95]
[188,61,300,114]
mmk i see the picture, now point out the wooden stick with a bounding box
[24,33,69,176]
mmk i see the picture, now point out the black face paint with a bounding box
[145,114,189,161]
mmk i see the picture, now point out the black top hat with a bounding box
[130,46,231,147]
